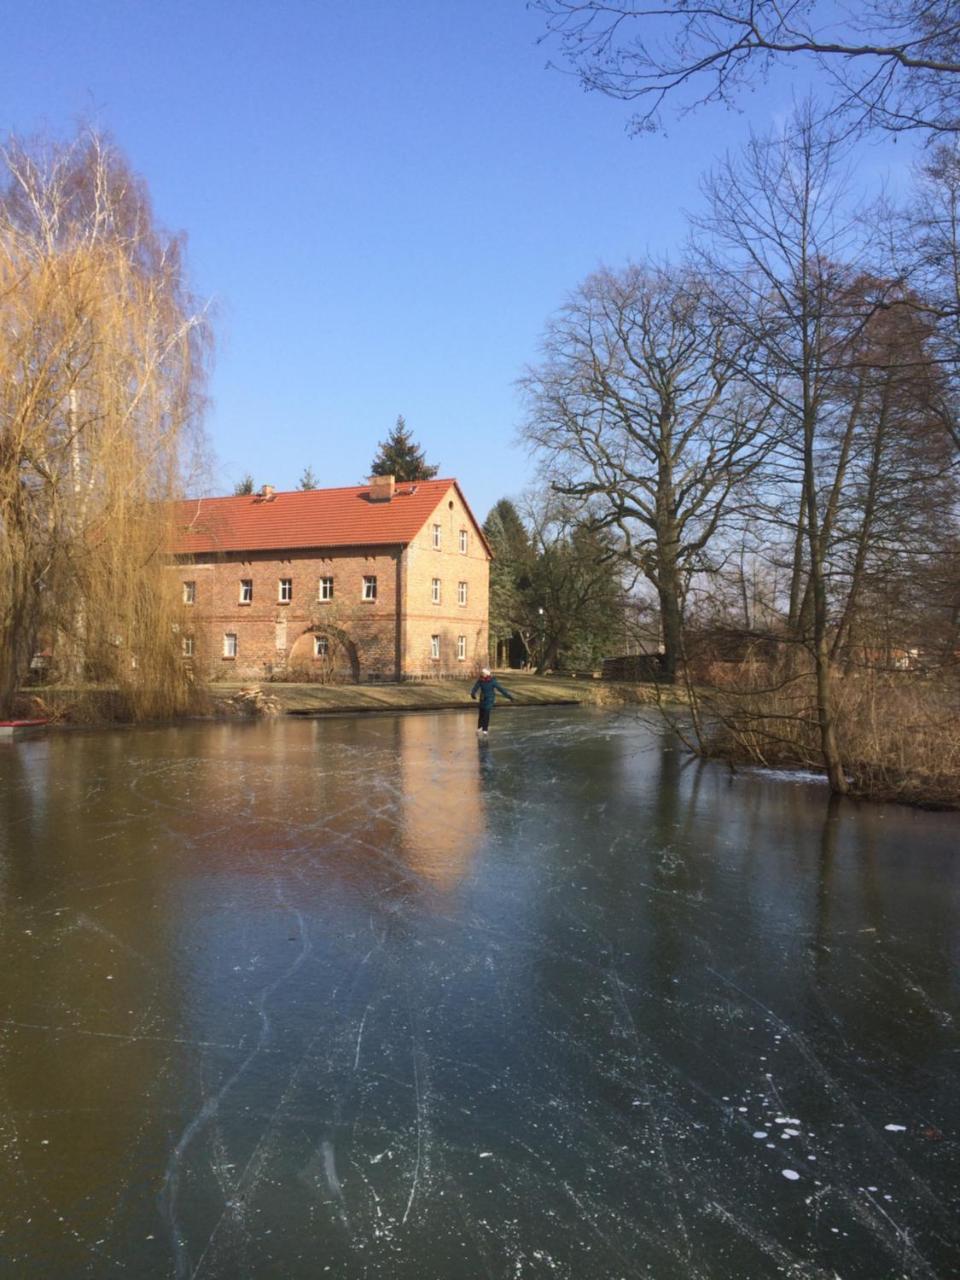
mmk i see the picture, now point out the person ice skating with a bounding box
[470,667,514,735]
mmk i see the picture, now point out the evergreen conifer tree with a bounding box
[234,474,255,495]
[369,416,438,481]
[484,496,624,671]
[483,499,533,666]
[298,467,318,490]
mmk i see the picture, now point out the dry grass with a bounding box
[837,672,960,807]
[13,683,213,725]
[577,679,675,708]
[695,655,960,807]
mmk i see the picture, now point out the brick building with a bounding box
[172,476,491,682]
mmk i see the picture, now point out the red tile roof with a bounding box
[173,479,491,556]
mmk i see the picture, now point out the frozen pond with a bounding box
[0,706,958,1278]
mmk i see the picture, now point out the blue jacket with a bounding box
[470,675,514,709]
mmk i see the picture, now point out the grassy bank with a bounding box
[207,672,666,716]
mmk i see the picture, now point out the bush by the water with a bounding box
[692,656,960,808]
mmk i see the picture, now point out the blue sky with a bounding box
[3,1,918,522]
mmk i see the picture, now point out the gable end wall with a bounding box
[401,488,489,676]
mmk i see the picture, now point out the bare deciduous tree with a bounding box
[692,107,888,790]
[521,261,773,682]
[535,0,960,139]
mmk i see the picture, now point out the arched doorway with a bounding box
[287,626,360,684]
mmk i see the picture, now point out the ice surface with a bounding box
[0,706,958,1279]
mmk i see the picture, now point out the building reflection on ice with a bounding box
[44,713,493,901]
[396,713,486,892]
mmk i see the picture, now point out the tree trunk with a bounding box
[658,576,683,684]
[655,445,684,684]
[943,603,960,666]
[787,497,807,635]
[802,406,847,795]
[0,507,42,718]
[0,646,20,719]
[738,549,752,630]
[0,600,38,719]
[795,383,862,640]
[813,626,847,793]
[831,382,889,667]
[536,636,561,675]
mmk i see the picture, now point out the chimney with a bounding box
[368,474,395,502]
[259,484,275,500]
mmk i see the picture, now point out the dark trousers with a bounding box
[477,704,491,731]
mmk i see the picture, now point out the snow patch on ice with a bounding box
[750,767,829,786]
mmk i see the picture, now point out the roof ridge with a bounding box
[178,477,455,505]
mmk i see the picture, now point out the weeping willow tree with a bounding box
[0,130,209,719]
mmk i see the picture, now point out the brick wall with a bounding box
[174,546,403,681]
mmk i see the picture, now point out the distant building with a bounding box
[172,476,491,681]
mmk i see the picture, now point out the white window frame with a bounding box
[432,523,441,549]
[431,577,441,604]
[314,635,329,658]
[223,633,238,659]
[239,578,253,604]
[183,580,196,605]
[362,575,377,601]
[459,529,468,554]
[457,635,466,661]
[430,634,441,660]
[182,636,195,657]
[458,581,468,607]
[318,576,334,601]
[278,577,293,604]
